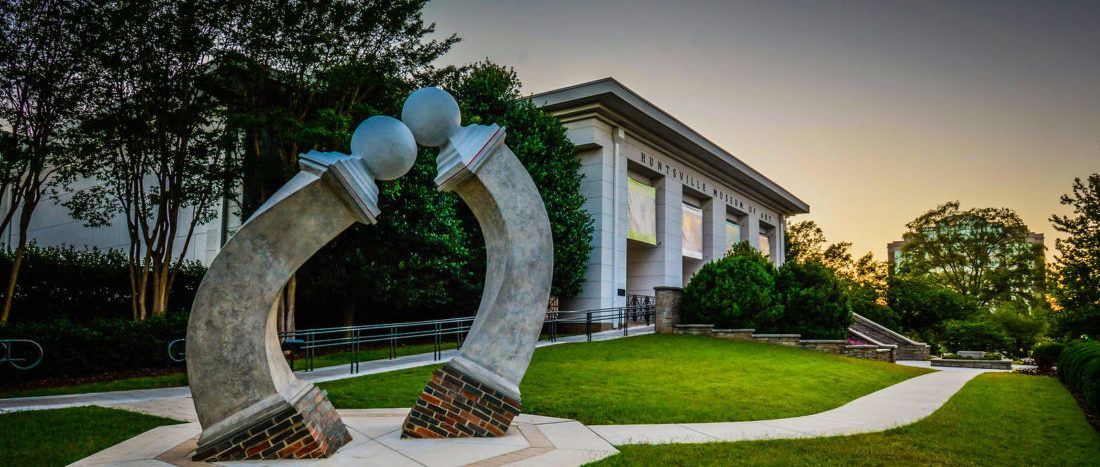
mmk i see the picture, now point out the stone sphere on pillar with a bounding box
[401,87,461,147]
[350,115,417,180]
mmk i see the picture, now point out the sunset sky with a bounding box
[423,0,1099,261]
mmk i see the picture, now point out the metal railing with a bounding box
[167,301,656,374]
[0,338,44,370]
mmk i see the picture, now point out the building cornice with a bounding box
[531,78,810,215]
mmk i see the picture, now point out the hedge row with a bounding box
[0,313,188,382]
[1057,341,1100,415]
[0,245,205,323]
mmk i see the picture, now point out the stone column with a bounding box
[747,216,761,251]
[654,286,683,333]
[655,176,683,287]
[702,198,727,263]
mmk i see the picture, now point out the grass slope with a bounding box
[594,373,1100,466]
[322,334,929,424]
[0,406,182,466]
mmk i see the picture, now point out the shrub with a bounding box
[987,304,1047,358]
[1032,342,1065,374]
[939,319,1013,355]
[888,275,980,333]
[771,260,851,339]
[1057,341,1100,416]
[0,313,188,382]
[680,245,779,329]
[0,244,205,323]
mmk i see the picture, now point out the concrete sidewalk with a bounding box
[0,325,654,414]
[588,366,995,445]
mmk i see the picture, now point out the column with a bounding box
[655,176,683,287]
[702,198,727,263]
[747,216,761,251]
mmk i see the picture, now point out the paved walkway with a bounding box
[589,365,996,445]
[0,325,654,414]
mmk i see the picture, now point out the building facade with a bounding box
[533,79,809,311]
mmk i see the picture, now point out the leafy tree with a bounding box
[1049,174,1100,339]
[784,220,827,263]
[681,243,779,329]
[899,201,1044,309]
[887,274,980,344]
[61,0,234,319]
[209,0,461,328]
[772,260,851,339]
[444,62,593,299]
[0,0,92,323]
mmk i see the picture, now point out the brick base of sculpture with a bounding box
[193,384,351,461]
[402,363,522,438]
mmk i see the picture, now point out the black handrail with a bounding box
[168,302,655,373]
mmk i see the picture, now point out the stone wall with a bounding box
[931,358,1012,370]
[712,329,755,340]
[671,326,897,363]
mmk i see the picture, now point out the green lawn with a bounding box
[321,334,930,424]
[0,406,182,467]
[592,373,1100,466]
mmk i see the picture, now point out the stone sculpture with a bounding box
[185,87,551,461]
[399,88,553,439]
[185,115,416,461]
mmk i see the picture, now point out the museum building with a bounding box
[533,78,809,311]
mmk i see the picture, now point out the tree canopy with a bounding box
[1050,174,1100,339]
[898,201,1044,309]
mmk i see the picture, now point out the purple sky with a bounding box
[424,0,1100,260]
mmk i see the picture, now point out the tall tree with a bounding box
[1049,174,1100,339]
[0,0,91,324]
[209,0,458,330]
[899,201,1044,309]
[444,62,594,300]
[61,0,233,319]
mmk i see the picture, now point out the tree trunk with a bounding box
[0,242,26,325]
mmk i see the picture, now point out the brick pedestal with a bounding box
[402,363,521,438]
[192,385,351,461]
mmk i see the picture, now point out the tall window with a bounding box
[759,233,771,259]
[627,177,656,245]
[682,203,703,259]
[725,219,741,253]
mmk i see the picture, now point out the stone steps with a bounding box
[848,314,930,360]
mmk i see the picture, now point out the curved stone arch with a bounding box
[402,120,554,438]
[186,154,376,461]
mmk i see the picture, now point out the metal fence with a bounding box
[167,300,655,375]
[0,338,43,370]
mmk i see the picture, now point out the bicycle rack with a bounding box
[0,338,44,370]
[167,338,187,363]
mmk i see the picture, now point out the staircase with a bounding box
[848,313,930,361]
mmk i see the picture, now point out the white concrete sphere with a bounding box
[350,116,417,180]
[401,87,461,147]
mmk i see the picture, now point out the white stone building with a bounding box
[533,78,809,311]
